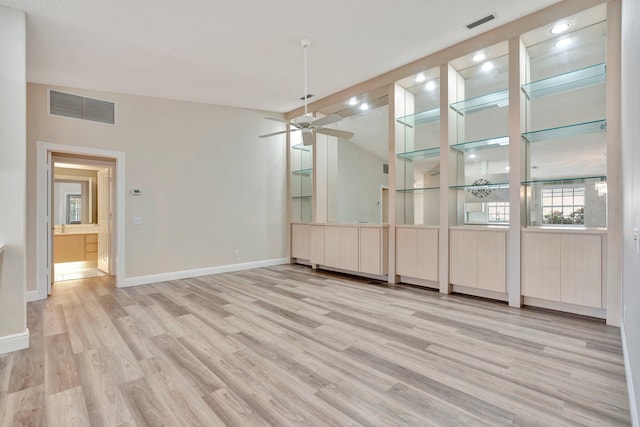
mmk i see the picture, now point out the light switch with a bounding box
[132,217,142,225]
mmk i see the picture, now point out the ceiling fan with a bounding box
[259,39,355,146]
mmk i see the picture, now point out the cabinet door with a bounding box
[66,235,86,262]
[449,230,477,287]
[340,227,359,272]
[291,224,310,260]
[324,226,341,268]
[477,231,506,292]
[360,228,381,275]
[53,235,66,263]
[561,234,602,308]
[416,228,438,281]
[396,228,417,277]
[309,225,325,265]
[522,233,561,301]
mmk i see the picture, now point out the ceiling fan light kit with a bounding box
[259,39,355,146]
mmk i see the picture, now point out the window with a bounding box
[542,187,584,225]
[487,202,509,223]
[66,194,82,224]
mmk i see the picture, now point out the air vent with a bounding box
[50,90,115,125]
[383,163,389,174]
[466,14,495,29]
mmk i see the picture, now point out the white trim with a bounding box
[622,320,639,427]
[25,290,44,302]
[0,329,29,355]
[36,142,126,297]
[120,258,289,288]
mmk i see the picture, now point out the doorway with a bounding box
[36,142,125,299]
[52,157,113,282]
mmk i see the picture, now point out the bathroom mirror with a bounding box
[54,167,98,225]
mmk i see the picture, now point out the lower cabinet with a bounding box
[449,228,506,292]
[291,223,310,260]
[305,224,389,276]
[522,231,602,308]
[396,227,438,281]
[54,233,98,263]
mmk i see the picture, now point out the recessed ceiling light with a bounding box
[481,61,495,72]
[415,73,426,83]
[551,22,572,34]
[360,102,369,111]
[425,81,436,91]
[469,153,477,159]
[554,37,574,48]
[472,52,488,62]
[348,97,358,106]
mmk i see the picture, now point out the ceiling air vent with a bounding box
[466,14,496,30]
[50,90,115,125]
[383,163,389,175]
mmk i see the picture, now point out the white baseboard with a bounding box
[621,320,639,427]
[119,258,289,288]
[26,289,45,302]
[0,329,29,355]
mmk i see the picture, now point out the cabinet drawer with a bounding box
[85,234,98,244]
[86,243,98,253]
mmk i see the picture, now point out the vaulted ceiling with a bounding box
[1,0,560,112]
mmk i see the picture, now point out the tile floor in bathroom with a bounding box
[54,262,108,282]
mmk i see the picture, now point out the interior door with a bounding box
[97,168,111,273]
[47,151,53,294]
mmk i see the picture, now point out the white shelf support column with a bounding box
[507,37,527,307]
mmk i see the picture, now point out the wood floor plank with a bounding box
[74,349,135,427]
[46,386,91,427]
[44,333,79,395]
[11,264,631,426]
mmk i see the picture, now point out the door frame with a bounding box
[36,141,126,298]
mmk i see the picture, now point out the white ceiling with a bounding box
[1,0,561,113]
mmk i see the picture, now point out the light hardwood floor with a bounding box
[0,264,630,426]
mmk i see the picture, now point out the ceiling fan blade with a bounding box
[259,130,290,138]
[311,114,342,127]
[316,127,355,139]
[264,117,290,124]
[302,131,313,146]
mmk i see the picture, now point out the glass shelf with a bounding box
[521,63,606,99]
[522,120,606,143]
[450,136,509,152]
[522,176,607,186]
[397,187,440,192]
[292,143,311,152]
[397,107,440,127]
[450,182,509,190]
[291,195,312,199]
[397,147,440,159]
[291,168,312,176]
[449,89,509,115]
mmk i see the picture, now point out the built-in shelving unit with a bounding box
[286,2,618,322]
[395,68,441,226]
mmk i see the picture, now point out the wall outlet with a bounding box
[634,227,639,254]
[132,217,142,225]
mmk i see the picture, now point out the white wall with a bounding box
[621,0,640,421]
[26,83,288,289]
[0,6,27,345]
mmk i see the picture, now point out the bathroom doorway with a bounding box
[52,155,114,282]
